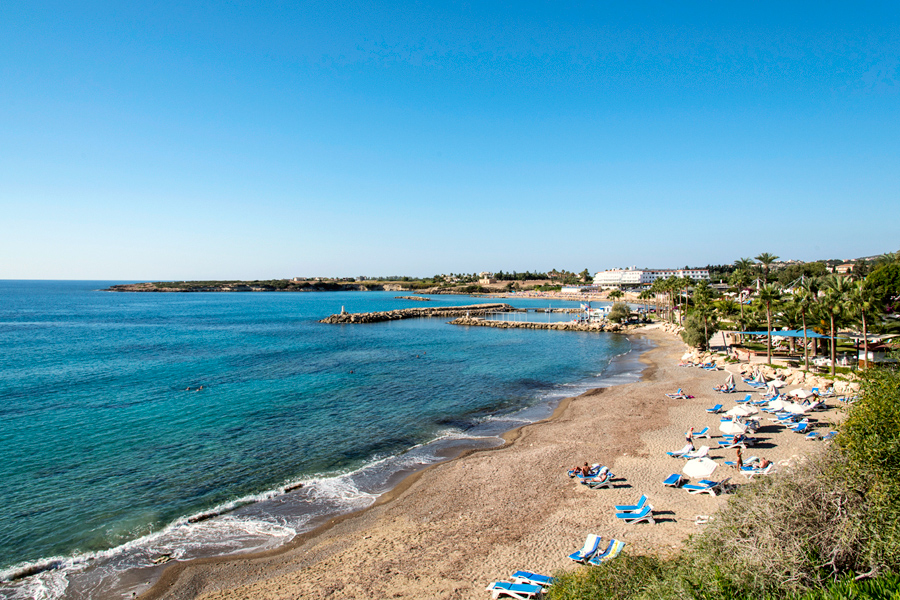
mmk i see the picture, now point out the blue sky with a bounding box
[2,1,898,279]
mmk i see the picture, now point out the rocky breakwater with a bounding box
[394,296,431,301]
[448,316,628,333]
[320,304,513,324]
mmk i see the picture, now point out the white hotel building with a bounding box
[593,267,710,288]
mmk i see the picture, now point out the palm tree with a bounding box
[793,287,816,371]
[849,280,881,369]
[637,290,653,318]
[650,279,666,321]
[729,268,751,341]
[680,277,693,324]
[821,275,853,376]
[757,283,783,364]
[608,289,624,303]
[692,281,715,347]
[664,276,680,323]
[734,256,755,274]
[755,252,780,285]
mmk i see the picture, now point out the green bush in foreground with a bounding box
[546,364,900,600]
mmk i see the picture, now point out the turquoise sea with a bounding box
[0,281,646,599]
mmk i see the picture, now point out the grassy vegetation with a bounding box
[545,363,900,599]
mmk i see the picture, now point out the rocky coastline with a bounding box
[106,282,409,293]
[320,304,512,324]
[447,316,630,332]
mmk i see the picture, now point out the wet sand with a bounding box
[141,327,838,600]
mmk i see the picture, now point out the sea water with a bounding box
[0,281,647,599]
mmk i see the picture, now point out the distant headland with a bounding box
[103,275,566,294]
[105,280,414,293]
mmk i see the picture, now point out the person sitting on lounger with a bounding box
[593,466,611,482]
[569,463,591,477]
[758,457,771,469]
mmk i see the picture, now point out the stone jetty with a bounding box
[394,296,431,301]
[448,316,628,332]
[321,304,513,324]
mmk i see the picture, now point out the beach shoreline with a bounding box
[139,327,836,600]
[137,330,664,600]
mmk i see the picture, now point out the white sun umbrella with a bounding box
[755,370,768,384]
[769,379,787,388]
[789,388,814,399]
[724,373,735,387]
[767,398,787,411]
[719,418,748,435]
[726,404,758,417]
[783,401,809,415]
[683,457,718,478]
[682,352,694,361]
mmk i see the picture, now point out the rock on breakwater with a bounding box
[394,296,431,301]
[320,304,513,324]
[449,316,628,332]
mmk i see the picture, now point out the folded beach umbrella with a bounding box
[724,373,735,387]
[719,419,748,435]
[789,388,814,399]
[683,457,717,478]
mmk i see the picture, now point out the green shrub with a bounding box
[681,313,719,349]
[608,302,631,323]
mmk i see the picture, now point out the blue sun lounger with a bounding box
[706,404,724,414]
[587,539,626,565]
[567,534,602,563]
[615,504,655,524]
[486,580,544,599]
[662,473,686,487]
[789,420,810,434]
[683,477,731,496]
[614,495,648,512]
[511,571,555,589]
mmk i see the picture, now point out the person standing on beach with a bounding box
[736,448,743,470]
[686,427,694,450]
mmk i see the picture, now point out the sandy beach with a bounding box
[141,327,839,600]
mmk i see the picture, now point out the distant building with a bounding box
[593,267,710,288]
[479,277,497,285]
[835,262,856,274]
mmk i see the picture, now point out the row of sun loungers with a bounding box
[486,534,628,598]
[488,370,837,599]
[568,534,627,563]
[614,494,655,524]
